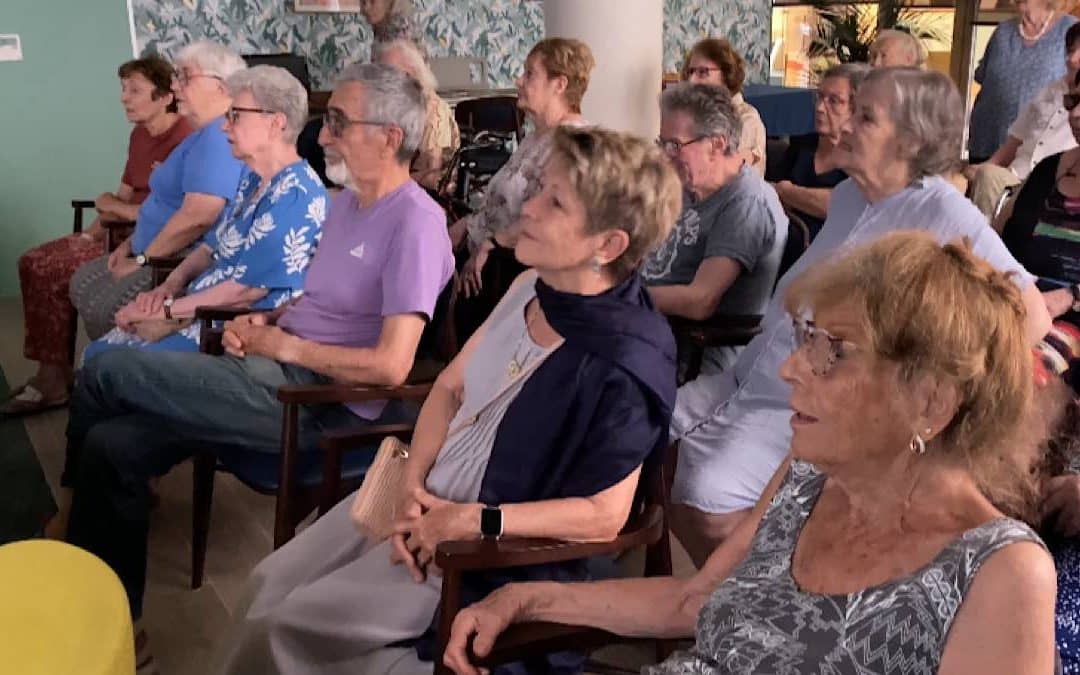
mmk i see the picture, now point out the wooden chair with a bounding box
[188,277,461,588]
[430,443,678,675]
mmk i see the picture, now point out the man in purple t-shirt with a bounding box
[62,64,454,625]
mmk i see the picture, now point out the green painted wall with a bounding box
[0,1,133,296]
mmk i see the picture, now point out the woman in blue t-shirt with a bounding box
[84,66,327,360]
[70,40,248,341]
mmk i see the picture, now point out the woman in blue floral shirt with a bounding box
[85,66,326,360]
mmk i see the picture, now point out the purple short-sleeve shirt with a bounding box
[278,180,453,417]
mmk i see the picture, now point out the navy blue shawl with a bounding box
[416,273,677,672]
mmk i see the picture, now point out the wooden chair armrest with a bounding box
[471,623,636,668]
[669,314,762,347]
[319,422,417,451]
[194,305,263,322]
[71,199,95,209]
[435,504,664,571]
[101,218,136,229]
[148,255,185,270]
[276,382,433,405]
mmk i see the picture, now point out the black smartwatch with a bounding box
[1070,283,1080,312]
[480,505,503,540]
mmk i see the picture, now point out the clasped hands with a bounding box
[390,485,481,583]
[220,313,293,360]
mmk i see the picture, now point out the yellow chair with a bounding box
[0,540,134,675]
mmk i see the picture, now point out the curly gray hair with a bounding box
[660,82,742,155]
[863,67,962,179]
[226,66,309,145]
[335,62,425,164]
[176,41,246,80]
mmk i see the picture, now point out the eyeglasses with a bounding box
[684,66,722,79]
[1064,93,1080,111]
[322,108,388,138]
[815,91,851,109]
[226,106,278,124]
[174,70,224,87]
[656,136,708,155]
[791,317,860,377]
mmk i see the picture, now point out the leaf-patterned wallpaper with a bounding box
[131,0,770,90]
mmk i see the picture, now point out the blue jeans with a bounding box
[64,349,402,618]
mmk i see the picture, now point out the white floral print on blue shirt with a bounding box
[84,161,327,360]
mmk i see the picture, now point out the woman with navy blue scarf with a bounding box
[211,126,684,675]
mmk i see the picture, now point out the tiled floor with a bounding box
[0,298,695,674]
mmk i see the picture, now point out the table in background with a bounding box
[743,83,816,138]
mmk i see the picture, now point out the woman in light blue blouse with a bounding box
[968,0,1077,161]
[84,66,326,359]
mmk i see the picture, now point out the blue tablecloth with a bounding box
[744,84,816,138]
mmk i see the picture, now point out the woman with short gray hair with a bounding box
[375,39,460,189]
[80,65,327,361]
[663,65,1051,571]
[773,62,869,236]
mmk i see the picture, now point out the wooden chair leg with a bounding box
[191,453,216,589]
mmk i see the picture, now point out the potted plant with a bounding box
[807,0,949,66]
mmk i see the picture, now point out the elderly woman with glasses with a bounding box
[82,66,327,361]
[772,63,869,238]
[375,39,460,190]
[446,231,1059,675]
[211,126,682,675]
[69,40,247,343]
[666,68,1051,569]
[682,38,767,177]
[3,56,192,417]
[968,0,1077,163]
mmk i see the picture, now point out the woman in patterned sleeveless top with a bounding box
[445,231,1060,675]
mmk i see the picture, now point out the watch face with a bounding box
[481,506,502,538]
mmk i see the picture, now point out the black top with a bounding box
[1002,153,1080,288]
[778,134,847,237]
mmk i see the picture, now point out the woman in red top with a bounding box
[5,56,191,416]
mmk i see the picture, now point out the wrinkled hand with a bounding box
[134,284,179,316]
[114,301,156,332]
[1042,474,1080,537]
[230,312,270,328]
[221,320,290,359]
[94,192,121,217]
[443,588,521,675]
[459,242,493,299]
[1045,287,1074,319]
[392,488,479,579]
[389,485,426,582]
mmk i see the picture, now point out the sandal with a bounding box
[0,383,69,418]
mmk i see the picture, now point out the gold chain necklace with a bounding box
[507,301,540,378]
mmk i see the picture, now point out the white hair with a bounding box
[373,39,438,91]
[226,66,309,144]
[177,41,247,79]
[336,62,425,163]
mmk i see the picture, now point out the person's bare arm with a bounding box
[937,541,1056,675]
[278,313,427,386]
[142,192,227,256]
[648,257,743,321]
[443,457,794,674]
[775,181,832,220]
[166,281,267,319]
[986,136,1023,170]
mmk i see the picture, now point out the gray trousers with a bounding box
[69,255,153,340]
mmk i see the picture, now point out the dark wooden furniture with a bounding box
[431,443,679,674]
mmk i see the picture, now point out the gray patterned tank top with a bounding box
[647,460,1045,674]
